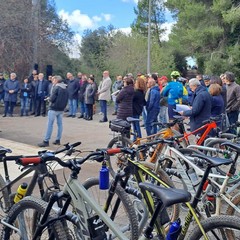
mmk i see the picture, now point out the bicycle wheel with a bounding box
[0,196,67,240]
[226,192,240,217]
[0,174,10,214]
[83,177,139,240]
[107,135,133,176]
[139,162,180,223]
[205,138,240,184]
[188,215,240,239]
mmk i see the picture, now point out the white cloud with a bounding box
[160,22,176,41]
[59,9,95,30]
[121,0,138,3]
[102,14,112,22]
[68,33,82,59]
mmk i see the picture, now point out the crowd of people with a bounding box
[1,69,239,145]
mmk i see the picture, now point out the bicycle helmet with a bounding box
[171,71,180,77]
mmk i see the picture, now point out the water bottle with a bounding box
[14,182,28,203]
[99,161,109,190]
[166,218,181,240]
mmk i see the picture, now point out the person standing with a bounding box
[66,72,79,118]
[30,74,38,115]
[0,73,6,105]
[38,75,68,147]
[78,74,88,118]
[180,78,212,132]
[35,73,49,117]
[224,72,240,133]
[158,75,168,124]
[132,76,146,140]
[162,71,183,121]
[20,77,32,116]
[116,76,134,120]
[97,70,112,122]
[84,76,97,120]
[145,78,161,136]
[3,73,19,117]
[111,75,123,115]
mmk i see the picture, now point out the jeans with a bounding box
[4,101,16,115]
[79,101,86,116]
[68,99,77,116]
[227,111,239,134]
[99,100,107,120]
[44,110,63,142]
[0,92,4,103]
[142,106,147,128]
[145,111,159,136]
[20,97,30,115]
[158,106,168,124]
[132,115,142,141]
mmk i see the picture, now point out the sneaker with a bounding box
[112,112,117,115]
[38,141,49,147]
[98,112,103,115]
[53,140,60,145]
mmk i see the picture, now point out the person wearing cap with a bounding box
[224,72,240,133]
[179,78,212,132]
[0,73,6,105]
[203,75,211,91]
[162,71,183,121]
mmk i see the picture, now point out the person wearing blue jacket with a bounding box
[162,71,183,120]
[180,78,212,132]
[145,78,160,136]
[3,73,20,117]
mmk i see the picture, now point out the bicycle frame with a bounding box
[179,121,217,146]
[33,175,129,240]
[0,161,60,212]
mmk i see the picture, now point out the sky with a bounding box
[54,0,176,57]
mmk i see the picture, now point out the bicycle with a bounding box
[0,149,139,240]
[133,146,240,239]
[85,139,186,236]
[80,145,240,239]
[0,142,81,214]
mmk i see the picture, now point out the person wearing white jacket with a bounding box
[97,70,112,122]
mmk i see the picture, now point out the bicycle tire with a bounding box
[0,196,67,240]
[225,192,240,218]
[205,138,240,184]
[83,177,139,240]
[188,215,240,239]
[107,135,133,176]
[0,174,10,213]
[140,162,180,222]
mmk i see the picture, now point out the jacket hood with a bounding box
[152,85,160,92]
[56,82,67,89]
[195,85,206,95]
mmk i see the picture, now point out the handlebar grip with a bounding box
[107,148,121,155]
[18,157,41,166]
[71,142,81,148]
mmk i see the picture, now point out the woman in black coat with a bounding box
[116,77,134,120]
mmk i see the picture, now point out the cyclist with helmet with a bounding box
[162,71,184,120]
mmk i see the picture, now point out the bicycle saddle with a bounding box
[0,146,12,156]
[221,142,240,154]
[192,153,233,167]
[126,117,140,123]
[139,182,191,207]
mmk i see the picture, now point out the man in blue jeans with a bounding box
[38,76,68,147]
